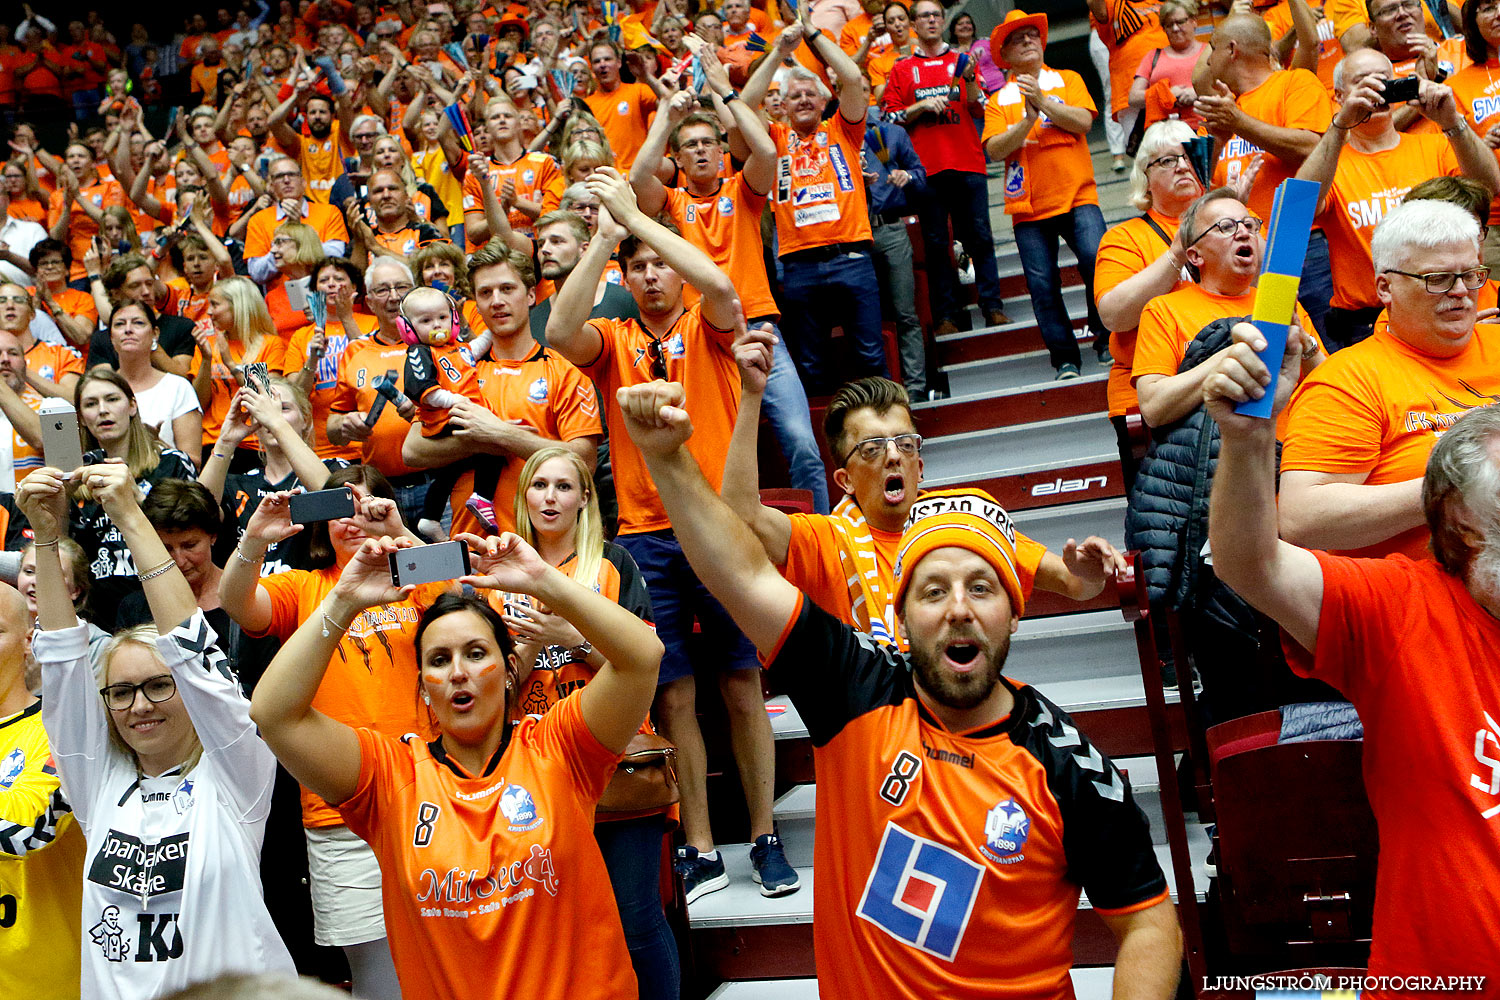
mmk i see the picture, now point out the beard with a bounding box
[908,627,1010,711]
[1466,542,1500,614]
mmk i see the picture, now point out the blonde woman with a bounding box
[21,460,295,999]
[497,445,679,999]
[370,134,451,239]
[264,221,324,337]
[71,366,199,629]
[194,276,284,467]
[561,138,612,183]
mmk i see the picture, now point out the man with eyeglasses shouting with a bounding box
[722,361,1127,656]
[1295,48,1498,350]
[1132,188,1326,432]
[1278,196,1500,562]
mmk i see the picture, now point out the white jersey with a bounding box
[36,613,295,1000]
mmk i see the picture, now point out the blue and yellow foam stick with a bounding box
[1236,177,1319,418]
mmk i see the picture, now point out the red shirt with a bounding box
[881,48,987,175]
[1287,552,1500,995]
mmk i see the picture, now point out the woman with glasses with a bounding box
[1131,186,1324,432]
[1126,0,1203,130]
[20,459,295,998]
[264,221,326,337]
[1094,120,1205,486]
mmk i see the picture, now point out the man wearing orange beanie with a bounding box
[620,378,1183,1000]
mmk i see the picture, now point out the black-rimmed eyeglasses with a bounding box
[841,433,923,465]
[101,674,177,712]
[1381,267,1491,294]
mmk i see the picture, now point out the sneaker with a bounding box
[465,495,498,531]
[1202,825,1218,879]
[1112,154,1129,173]
[933,319,960,337]
[675,847,730,904]
[983,308,1013,327]
[416,518,446,543]
[1094,342,1113,366]
[1055,363,1081,381]
[749,834,801,897]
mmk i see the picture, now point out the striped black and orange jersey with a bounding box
[766,595,1168,1000]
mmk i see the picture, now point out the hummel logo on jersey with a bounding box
[857,821,983,961]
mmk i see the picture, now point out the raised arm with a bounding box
[629,88,692,217]
[1204,321,1324,651]
[81,461,198,631]
[459,532,664,753]
[621,381,801,652]
[802,6,866,122]
[744,26,801,110]
[544,206,614,367]
[720,321,793,564]
[695,35,776,192]
[588,167,739,330]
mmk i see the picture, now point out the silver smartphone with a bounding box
[285,277,310,312]
[38,399,85,474]
[390,540,471,587]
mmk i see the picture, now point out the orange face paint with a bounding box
[476,662,499,677]
[423,672,443,685]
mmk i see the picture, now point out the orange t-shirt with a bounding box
[1391,38,1471,136]
[6,197,46,223]
[1093,210,1188,418]
[769,113,873,258]
[662,174,777,320]
[583,81,658,173]
[1280,323,1500,560]
[25,339,84,386]
[1211,69,1333,223]
[8,385,45,479]
[582,306,739,535]
[1326,0,1451,41]
[299,123,351,204]
[1318,132,1458,311]
[445,343,603,539]
[189,62,224,104]
[281,316,380,461]
[251,566,445,826]
[330,335,423,479]
[46,286,98,332]
[1265,2,1340,96]
[193,334,288,446]
[163,278,214,326]
[46,176,126,281]
[865,42,905,89]
[1101,0,1168,118]
[460,151,565,250]
[1447,60,1500,225]
[243,201,351,259]
[1134,283,1317,435]
[784,499,1046,651]
[336,694,635,1000]
[983,67,1099,224]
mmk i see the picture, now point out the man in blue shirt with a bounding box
[861,85,934,400]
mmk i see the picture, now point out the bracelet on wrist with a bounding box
[320,603,353,637]
[233,543,264,565]
[1443,122,1468,137]
[137,557,176,582]
[32,537,59,548]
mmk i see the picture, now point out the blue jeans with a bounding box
[1298,230,1333,343]
[779,249,885,395]
[913,169,1005,323]
[594,815,679,1000]
[390,477,429,533]
[1013,204,1107,370]
[758,322,830,514]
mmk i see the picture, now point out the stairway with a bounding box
[691,146,1209,997]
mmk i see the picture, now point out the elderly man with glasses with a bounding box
[1278,196,1500,561]
[1295,47,1499,350]
[1132,188,1326,431]
[242,157,350,287]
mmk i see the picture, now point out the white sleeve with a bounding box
[35,623,112,830]
[155,612,277,823]
[169,375,203,416]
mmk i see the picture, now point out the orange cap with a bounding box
[893,488,1025,617]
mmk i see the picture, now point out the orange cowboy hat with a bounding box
[989,9,1048,67]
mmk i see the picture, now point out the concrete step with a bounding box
[912,375,1108,441]
[1010,608,1139,689]
[707,967,1117,999]
[956,283,1093,339]
[934,316,1094,366]
[920,411,1118,486]
[1012,496,1128,556]
[945,341,1111,398]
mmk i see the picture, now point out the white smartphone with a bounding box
[38,399,85,475]
[285,277,310,312]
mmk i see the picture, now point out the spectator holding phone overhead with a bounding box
[219,464,435,1000]
[20,458,296,999]
[249,523,664,1000]
[71,367,199,631]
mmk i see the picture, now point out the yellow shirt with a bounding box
[0,701,85,1000]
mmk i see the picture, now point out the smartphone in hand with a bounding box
[38,399,85,475]
[390,540,471,587]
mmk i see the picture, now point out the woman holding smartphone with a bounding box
[249,525,663,1000]
[193,276,283,469]
[20,460,295,998]
[499,445,678,999]
[73,367,198,630]
[280,257,376,463]
[217,464,435,1000]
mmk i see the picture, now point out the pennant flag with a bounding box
[1236,177,1319,418]
[442,102,475,152]
[745,31,768,53]
[692,52,707,93]
[1185,134,1214,190]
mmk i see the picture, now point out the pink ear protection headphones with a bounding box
[396,288,460,346]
